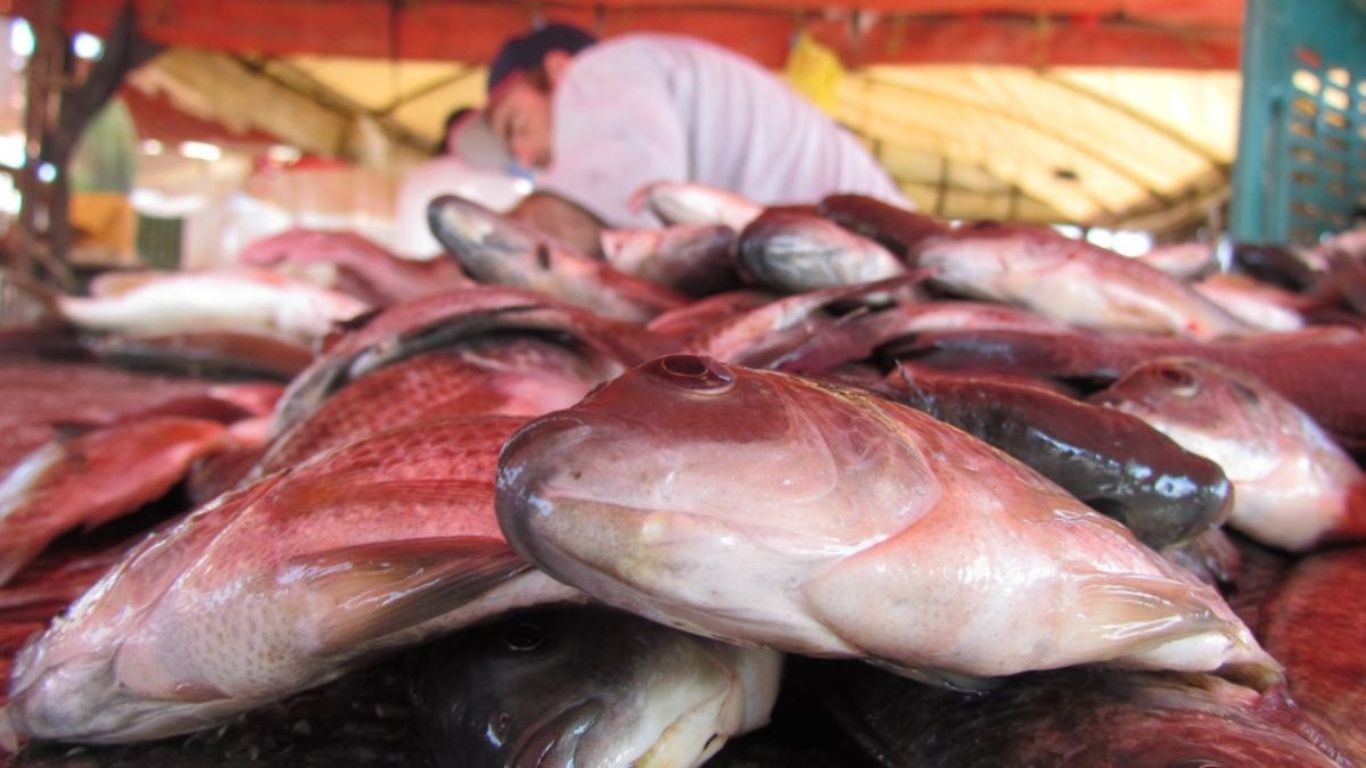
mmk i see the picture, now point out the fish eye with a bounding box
[502,622,544,652]
[1155,366,1197,394]
[650,355,736,393]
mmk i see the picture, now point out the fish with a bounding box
[1193,272,1305,332]
[57,269,371,345]
[0,417,228,586]
[646,290,775,342]
[270,286,668,437]
[1260,546,1366,764]
[237,228,472,305]
[1160,527,1242,587]
[817,194,949,259]
[883,365,1231,549]
[685,274,928,367]
[914,223,1253,339]
[83,330,316,381]
[6,416,583,743]
[775,299,1074,375]
[1092,357,1366,552]
[497,354,1276,686]
[427,196,685,322]
[600,224,739,297]
[1226,241,1322,291]
[735,211,907,294]
[884,325,1366,452]
[1135,241,1216,281]
[825,663,1346,767]
[630,182,763,231]
[257,338,610,474]
[411,606,782,768]
[0,361,268,477]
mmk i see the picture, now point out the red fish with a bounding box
[0,417,228,586]
[7,416,581,744]
[1260,547,1366,764]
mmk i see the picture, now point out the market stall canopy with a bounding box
[18,0,1247,229]
[19,0,1244,70]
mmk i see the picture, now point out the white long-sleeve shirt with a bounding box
[535,34,909,228]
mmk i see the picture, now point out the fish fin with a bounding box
[1070,573,1268,671]
[291,536,532,651]
[864,657,999,693]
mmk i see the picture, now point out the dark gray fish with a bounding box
[826,664,1347,768]
[411,606,781,768]
[885,365,1231,549]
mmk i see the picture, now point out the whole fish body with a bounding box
[257,338,608,474]
[0,417,228,587]
[631,182,764,231]
[826,664,1345,767]
[883,366,1231,549]
[58,270,371,345]
[428,196,685,322]
[600,224,739,297]
[1093,357,1365,551]
[412,606,781,768]
[1260,546,1366,764]
[497,355,1276,685]
[6,416,583,744]
[736,211,907,294]
[915,224,1253,340]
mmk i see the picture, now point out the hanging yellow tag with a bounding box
[784,31,844,114]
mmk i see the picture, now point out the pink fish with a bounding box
[7,416,581,744]
[498,355,1277,686]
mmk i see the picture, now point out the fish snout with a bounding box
[496,414,595,563]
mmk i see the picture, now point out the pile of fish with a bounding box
[0,182,1363,767]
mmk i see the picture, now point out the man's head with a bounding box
[484,23,596,169]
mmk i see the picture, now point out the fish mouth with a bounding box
[508,698,604,768]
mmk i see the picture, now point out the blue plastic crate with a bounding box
[1230,0,1366,245]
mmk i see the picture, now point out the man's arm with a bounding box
[509,191,606,257]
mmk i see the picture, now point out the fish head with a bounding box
[1094,357,1273,438]
[428,196,547,285]
[496,355,937,628]
[414,606,779,768]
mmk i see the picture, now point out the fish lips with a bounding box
[508,698,605,768]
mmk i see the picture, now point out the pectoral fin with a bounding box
[286,536,532,651]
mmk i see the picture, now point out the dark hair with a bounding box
[437,106,476,157]
[487,23,597,96]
